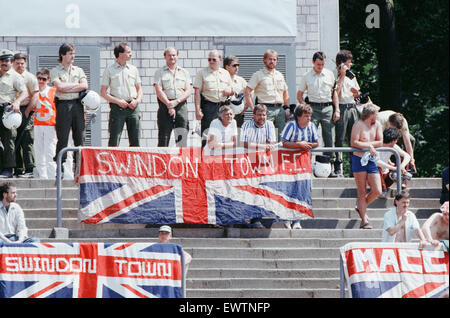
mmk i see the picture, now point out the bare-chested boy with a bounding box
[350,104,383,229]
[421,201,449,246]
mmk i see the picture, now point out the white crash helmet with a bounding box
[2,107,22,129]
[81,90,101,113]
[313,155,331,178]
[230,103,245,116]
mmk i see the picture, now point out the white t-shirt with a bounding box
[204,118,238,156]
[382,207,420,243]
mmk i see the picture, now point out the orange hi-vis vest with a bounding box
[34,86,57,126]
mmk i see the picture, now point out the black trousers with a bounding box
[157,99,189,147]
[54,98,85,163]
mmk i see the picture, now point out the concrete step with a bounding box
[11,179,77,188]
[21,207,437,224]
[26,216,427,230]
[188,268,339,279]
[306,208,436,219]
[16,198,78,209]
[311,197,440,209]
[17,188,78,199]
[186,288,342,298]
[311,177,440,188]
[187,277,340,289]
[66,227,386,239]
[188,258,340,269]
[186,247,341,259]
[312,187,441,198]
[46,237,376,248]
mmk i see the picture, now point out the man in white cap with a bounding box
[158,225,192,273]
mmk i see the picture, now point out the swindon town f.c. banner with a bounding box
[0,242,184,298]
[78,147,313,225]
[340,242,449,298]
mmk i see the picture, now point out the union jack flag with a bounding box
[340,242,449,298]
[0,242,184,298]
[78,147,313,225]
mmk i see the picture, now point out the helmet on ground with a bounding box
[313,155,331,178]
[81,90,101,112]
[2,107,22,129]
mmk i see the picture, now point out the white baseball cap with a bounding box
[159,225,172,234]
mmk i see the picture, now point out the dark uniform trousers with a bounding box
[108,103,140,147]
[0,106,17,169]
[334,103,359,164]
[15,105,35,174]
[157,99,188,147]
[200,95,229,147]
[54,98,85,164]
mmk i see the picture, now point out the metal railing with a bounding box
[55,146,403,228]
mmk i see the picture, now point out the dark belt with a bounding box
[55,98,80,103]
[203,99,230,106]
[310,102,333,107]
[339,103,356,109]
[263,103,282,107]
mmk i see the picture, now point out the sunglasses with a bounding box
[38,76,49,81]
[208,58,218,62]
[231,64,240,67]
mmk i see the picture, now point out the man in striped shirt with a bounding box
[240,104,276,152]
[281,103,319,151]
[281,103,318,229]
[240,104,276,228]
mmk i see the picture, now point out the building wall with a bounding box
[0,0,338,148]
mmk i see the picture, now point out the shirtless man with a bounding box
[421,201,449,246]
[350,104,383,229]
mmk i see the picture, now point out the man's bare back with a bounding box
[425,213,449,240]
[422,202,449,246]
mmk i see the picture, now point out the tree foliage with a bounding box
[339,0,449,176]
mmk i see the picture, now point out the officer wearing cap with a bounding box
[193,50,234,145]
[245,49,290,140]
[153,47,192,147]
[0,49,28,178]
[13,53,39,178]
[101,42,143,147]
[50,43,88,168]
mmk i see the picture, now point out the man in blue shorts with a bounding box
[350,103,383,229]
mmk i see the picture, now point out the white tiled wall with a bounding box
[2,0,336,148]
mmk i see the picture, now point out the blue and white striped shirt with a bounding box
[281,120,318,143]
[240,119,277,144]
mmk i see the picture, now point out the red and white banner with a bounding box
[78,147,313,225]
[340,242,449,298]
[0,242,184,298]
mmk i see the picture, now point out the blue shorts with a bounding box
[351,154,379,174]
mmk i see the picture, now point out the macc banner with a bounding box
[0,242,184,298]
[340,242,449,298]
[78,147,313,225]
